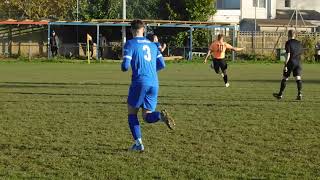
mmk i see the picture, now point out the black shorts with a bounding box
[211,58,228,74]
[283,63,302,77]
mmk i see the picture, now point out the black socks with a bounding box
[279,79,287,96]
[296,80,302,95]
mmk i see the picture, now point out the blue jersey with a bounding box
[155,42,161,49]
[121,37,165,86]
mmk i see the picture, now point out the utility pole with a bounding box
[295,7,298,31]
[122,0,126,54]
[254,0,257,55]
[76,0,79,21]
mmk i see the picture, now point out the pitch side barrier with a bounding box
[48,20,237,61]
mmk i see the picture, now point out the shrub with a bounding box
[301,36,316,62]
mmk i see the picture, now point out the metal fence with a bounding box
[238,31,320,55]
[0,43,211,60]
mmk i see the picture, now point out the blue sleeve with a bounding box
[156,50,165,71]
[121,42,133,72]
[155,42,161,48]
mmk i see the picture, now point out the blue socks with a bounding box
[128,112,161,146]
[145,112,161,123]
[128,114,142,144]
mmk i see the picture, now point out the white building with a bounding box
[210,0,277,24]
[276,0,320,11]
[210,0,320,31]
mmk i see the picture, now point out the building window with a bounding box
[259,0,266,8]
[216,0,240,9]
[285,0,291,7]
[253,0,266,8]
[217,0,223,9]
[253,0,258,7]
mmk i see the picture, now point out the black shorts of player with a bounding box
[212,58,228,74]
[283,62,302,77]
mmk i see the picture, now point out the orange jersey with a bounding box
[209,41,233,59]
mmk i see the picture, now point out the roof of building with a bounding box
[276,9,320,21]
[0,19,236,29]
[0,19,49,25]
[241,18,317,27]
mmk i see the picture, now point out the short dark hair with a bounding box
[131,19,145,31]
[288,30,296,38]
[217,34,224,41]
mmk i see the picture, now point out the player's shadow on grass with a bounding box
[0,81,223,88]
[3,92,196,100]
[0,81,130,88]
[231,79,320,84]
[6,92,128,98]
[0,99,244,107]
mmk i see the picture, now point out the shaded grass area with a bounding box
[0,62,319,179]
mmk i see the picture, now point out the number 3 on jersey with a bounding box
[143,45,151,61]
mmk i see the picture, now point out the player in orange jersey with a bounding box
[204,34,244,87]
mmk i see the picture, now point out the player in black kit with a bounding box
[273,30,303,100]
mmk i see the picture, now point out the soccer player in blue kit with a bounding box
[121,20,176,152]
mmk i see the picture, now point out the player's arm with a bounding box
[226,43,244,52]
[159,43,167,52]
[231,47,244,51]
[156,50,165,71]
[204,50,211,63]
[121,42,132,72]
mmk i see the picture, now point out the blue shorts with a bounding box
[127,84,158,111]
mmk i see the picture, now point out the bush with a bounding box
[172,29,212,48]
[237,53,277,62]
[301,36,316,62]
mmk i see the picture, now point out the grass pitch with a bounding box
[0,62,319,179]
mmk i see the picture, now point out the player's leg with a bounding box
[274,67,291,99]
[220,60,229,87]
[127,105,144,151]
[293,66,302,100]
[127,85,146,151]
[212,59,221,74]
[51,47,56,57]
[90,49,93,58]
[142,86,175,129]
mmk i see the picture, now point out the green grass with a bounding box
[0,62,319,179]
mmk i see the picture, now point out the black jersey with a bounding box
[285,39,303,64]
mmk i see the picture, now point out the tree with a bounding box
[81,0,122,20]
[127,0,160,19]
[81,0,160,20]
[159,0,216,21]
[157,0,217,50]
[0,0,77,20]
[186,0,217,21]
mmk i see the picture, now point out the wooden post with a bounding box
[237,31,240,49]
[262,32,265,54]
[28,40,32,61]
[252,31,254,54]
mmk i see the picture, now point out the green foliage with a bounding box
[81,0,122,20]
[80,0,161,20]
[171,29,212,49]
[192,29,211,47]
[186,0,217,21]
[159,0,216,21]
[0,0,77,20]
[237,53,277,62]
[127,0,160,19]
[0,0,217,22]
[301,36,316,62]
